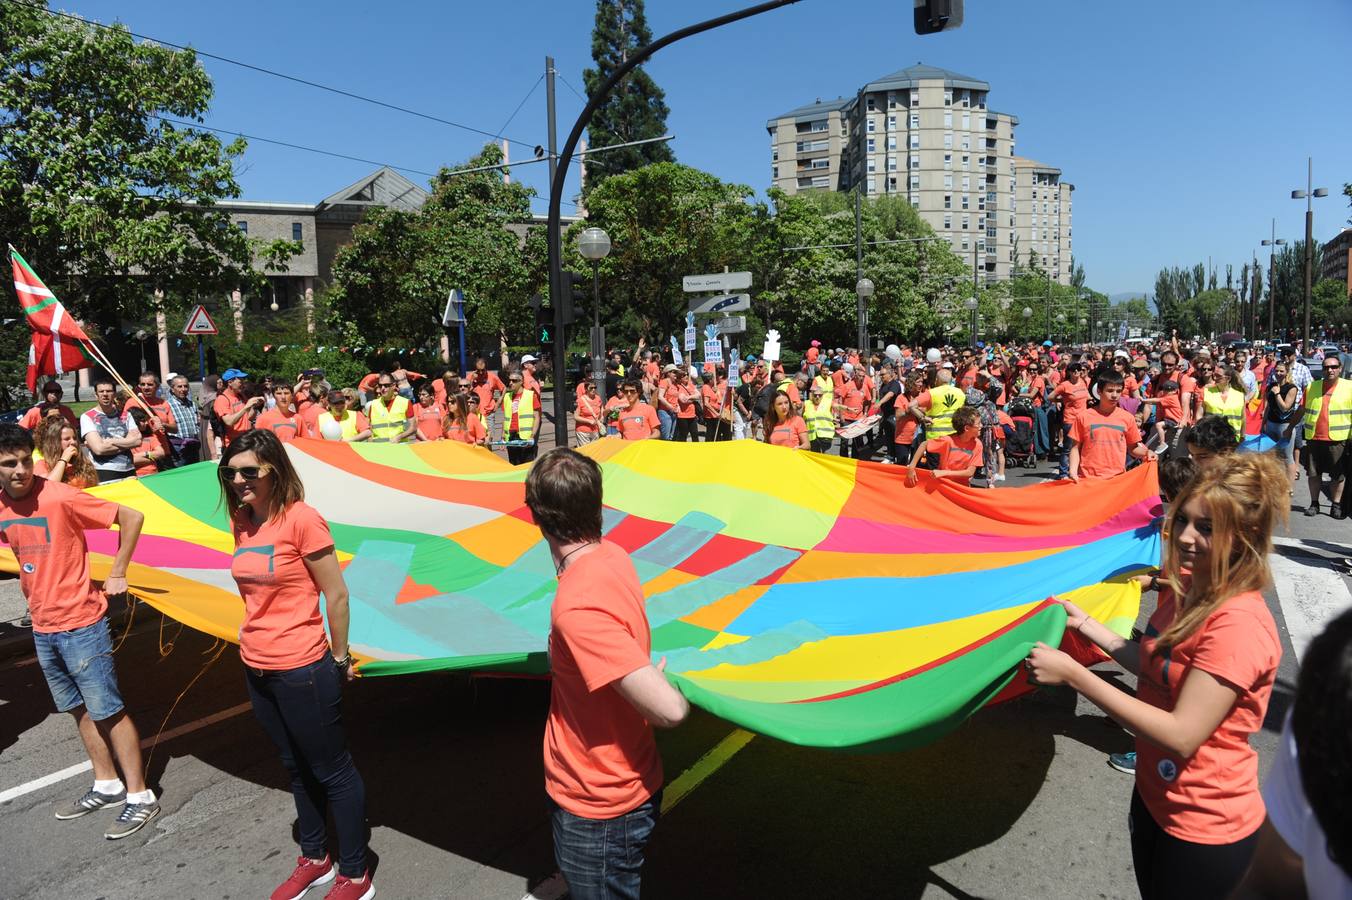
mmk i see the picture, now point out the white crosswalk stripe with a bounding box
[1270,536,1352,662]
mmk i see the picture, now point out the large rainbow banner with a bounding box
[0,439,1161,751]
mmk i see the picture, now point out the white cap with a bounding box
[942,361,955,369]
[1113,349,1130,360]
[520,354,537,364]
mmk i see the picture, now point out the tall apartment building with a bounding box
[1012,157,1073,280]
[1322,228,1352,298]
[767,64,1074,284]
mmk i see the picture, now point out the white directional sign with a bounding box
[687,292,751,315]
[182,305,218,335]
[683,271,752,293]
[714,315,746,335]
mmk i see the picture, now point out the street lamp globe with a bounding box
[856,277,875,299]
[1079,317,1087,326]
[1056,313,1066,324]
[964,296,978,311]
[1022,307,1033,319]
[577,227,611,261]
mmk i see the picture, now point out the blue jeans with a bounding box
[1057,423,1073,478]
[1262,418,1296,465]
[34,617,124,720]
[246,654,368,877]
[1032,406,1049,455]
[657,410,675,441]
[550,790,662,900]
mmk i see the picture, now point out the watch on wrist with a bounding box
[333,652,353,670]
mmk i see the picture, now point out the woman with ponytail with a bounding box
[1026,452,1288,899]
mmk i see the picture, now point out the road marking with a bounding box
[0,701,251,805]
[521,728,756,900]
[1270,537,1352,662]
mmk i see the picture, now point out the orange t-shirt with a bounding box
[256,407,305,443]
[1052,380,1090,428]
[575,394,603,434]
[894,395,918,445]
[1154,392,1184,424]
[523,371,542,394]
[767,415,808,448]
[673,383,699,419]
[806,347,820,365]
[122,395,173,431]
[410,401,447,441]
[616,402,660,440]
[133,433,168,477]
[699,383,723,420]
[32,458,94,489]
[544,540,662,817]
[1136,589,1280,844]
[298,402,325,437]
[1072,404,1142,479]
[925,434,983,481]
[231,501,334,671]
[20,403,79,431]
[444,416,486,445]
[1314,382,1336,441]
[837,383,868,422]
[212,390,252,446]
[358,373,381,394]
[468,371,505,413]
[0,477,119,632]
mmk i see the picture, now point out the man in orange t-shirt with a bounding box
[1051,363,1090,479]
[467,356,506,438]
[214,368,263,449]
[0,424,159,832]
[1069,371,1152,481]
[525,449,688,899]
[256,383,306,443]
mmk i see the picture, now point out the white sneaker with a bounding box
[995,473,1006,481]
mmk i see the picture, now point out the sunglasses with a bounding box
[219,463,274,481]
[1325,365,1341,372]
[378,382,395,388]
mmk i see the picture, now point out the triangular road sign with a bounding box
[182,305,218,335]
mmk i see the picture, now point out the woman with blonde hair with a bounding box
[1201,362,1247,443]
[1027,452,1287,899]
[34,416,97,488]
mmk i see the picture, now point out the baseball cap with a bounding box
[520,354,537,364]
[222,367,248,382]
[1042,341,1053,348]
[1113,349,1131,360]
[941,361,955,369]
[1132,357,1149,369]
[663,363,679,373]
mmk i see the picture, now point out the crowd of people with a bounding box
[4,330,1352,900]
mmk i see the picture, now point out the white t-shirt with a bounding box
[79,407,135,475]
[1265,715,1352,899]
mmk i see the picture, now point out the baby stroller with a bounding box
[1005,396,1038,469]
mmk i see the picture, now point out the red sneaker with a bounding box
[324,870,374,900]
[271,855,335,900]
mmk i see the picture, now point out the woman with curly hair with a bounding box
[34,416,97,489]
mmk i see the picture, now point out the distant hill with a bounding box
[1108,292,1151,305]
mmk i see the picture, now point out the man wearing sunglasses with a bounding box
[504,372,541,464]
[614,380,659,440]
[366,376,413,443]
[1300,357,1352,518]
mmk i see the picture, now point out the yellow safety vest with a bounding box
[1201,386,1244,442]
[813,373,834,404]
[926,384,967,437]
[802,397,836,441]
[505,389,536,441]
[367,395,410,442]
[317,410,359,441]
[1303,378,1352,441]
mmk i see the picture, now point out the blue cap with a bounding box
[1042,340,1053,347]
[222,368,249,382]
[744,355,757,363]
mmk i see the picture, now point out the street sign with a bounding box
[683,326,696,352]
[703,339,724,364]
[443,289,465,326]
[182,305,218,335]
[683,271,752,293]
[714,315,746,335]
[687,292,751,316]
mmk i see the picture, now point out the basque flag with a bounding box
[9,246,95,391]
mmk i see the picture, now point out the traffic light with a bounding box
[563,271,587,327]
[529,293,554,345]
[913,0,963,34]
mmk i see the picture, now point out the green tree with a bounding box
[580,0,674,196]
[0,4,259,332]
[326,143,544,355]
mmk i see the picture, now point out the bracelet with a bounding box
[333,653,353,669]
[1149,575,1160,592]
[1077,616,1094,636]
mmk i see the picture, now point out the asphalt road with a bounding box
[0,454,1345,900]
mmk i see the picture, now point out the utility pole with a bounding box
[545,55,566,450]
[855,188,865,349]
[1263,218,1286,340]
[1292,157,1328,351]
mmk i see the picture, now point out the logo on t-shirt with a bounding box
[233,544,277,584]
[21,562,35,574]
[1156,758,1178,782]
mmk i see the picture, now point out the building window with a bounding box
[962,155,970,170]
[772,149,779,161]
[812,175,829,187]
[962,177,970,191]
[237,220,248,233]
[291,222,303,242]
[867,176,877,193]
[944,111,953,127]
[888,156,898,171]
[911,197,920,209]
[944,214,952,229]
[944,153,952,169]
[960,135,970,151]
[944,174,953,189]
[887,115,896,130]
[888,176,898,191]
[987,227,997,239]
[910,113,919,128]
[943,132,953,149]
[961,237,969,251]
[867,158,876,173]
[962,215,970,230]
[867,96,876,111]
[772,165,778,179]
[909,134,919,149]
[962,113,970,130]
[910,89,919,105]
[910,175,920,189]
[944,194,952,209]
[866,118,876,133]
[961,194,969,209]
[909,154,919,169]
[888,136,897,151]
[944,91,952,106]
[961,90,970,108]
[866,137,875,153]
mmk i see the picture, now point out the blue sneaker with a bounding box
[1108,751,1136,775]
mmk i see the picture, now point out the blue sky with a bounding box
[71,0,1352,295]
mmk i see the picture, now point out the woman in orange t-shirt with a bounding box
[1026,453,1286,899]
[763,392,808,449]
[34,418,97,489]
[218,430,373,897]
[443,394,486,447]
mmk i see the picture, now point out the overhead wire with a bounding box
[496,74,544,143]
[14,1,538,148]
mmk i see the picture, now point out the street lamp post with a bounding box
[965,296,979,346]
[1261,218,1286,341]
[577,227,611,401]
[545,0,803,448]
[1291,157,1328,350]
[856,277,875,350]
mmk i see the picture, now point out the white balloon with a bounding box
[319,420,343,441]
[885,344,901,361]
[926,348,942,364]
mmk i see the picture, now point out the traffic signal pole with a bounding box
[545,55,565,448]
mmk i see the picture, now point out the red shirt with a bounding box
[133,432,169,476]
[836,383,868,421]
[1136,589,1279,844]
[506,390,541,435]
[231,502,335,671]
[545,541,662,817]
[20,403,79,431]
[575,393,604,434]
[1052,379,1090,428]
[124,394,174,433]
[894,395,918,445]
[0,478,119,632]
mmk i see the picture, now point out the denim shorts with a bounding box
[550,790,662,900]
[33,617,124,720]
